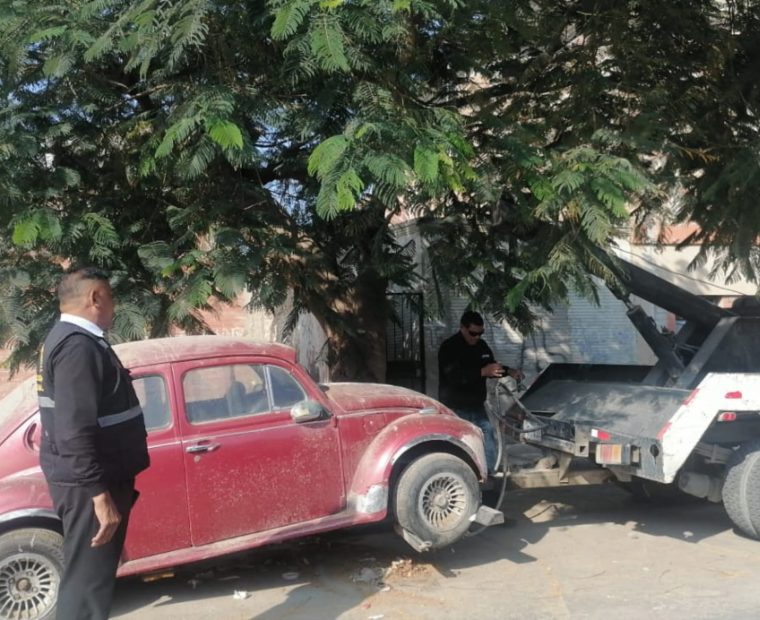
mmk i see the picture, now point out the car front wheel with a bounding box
[394,453,480,549]
[0,528,63,620]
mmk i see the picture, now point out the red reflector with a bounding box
[718,412,737,422]
[657,422,672,440]
[591,429,611,441]
[725,391,743,400]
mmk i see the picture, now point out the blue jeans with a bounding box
[456,408,497,473]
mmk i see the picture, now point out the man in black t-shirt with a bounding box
[438,311,522,471]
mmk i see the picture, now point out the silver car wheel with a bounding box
[0,552,59,619]
[418,472,470,531]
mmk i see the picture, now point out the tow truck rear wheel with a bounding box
[394,453,480,549]
[723,440,760,539]
[0,528,63,620]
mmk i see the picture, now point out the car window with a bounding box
[268,365,306,409]
[183,364,270,424]
[132,375,171,431]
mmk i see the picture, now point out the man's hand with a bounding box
[481,362,505,378]
[91,491,121,547]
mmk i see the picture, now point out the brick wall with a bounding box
[0,350,34,400]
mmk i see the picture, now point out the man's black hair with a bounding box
[460,310,484,328]
[57,266,111,305]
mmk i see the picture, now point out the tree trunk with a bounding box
[316,273,389,383]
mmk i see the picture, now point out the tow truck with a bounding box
[486,253,760,539]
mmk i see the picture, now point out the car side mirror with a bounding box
[290,400,326,423]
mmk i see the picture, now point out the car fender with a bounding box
[347,413,487,516]
[0,468,57,532]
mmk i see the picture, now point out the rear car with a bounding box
[0,335,495,620]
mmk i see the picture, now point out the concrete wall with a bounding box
[422,284,670,400]
[389,219,660,398]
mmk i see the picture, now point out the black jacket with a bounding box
[437,331,497,413]
[37,321,149,495]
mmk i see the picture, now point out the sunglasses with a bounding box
[467,329,484,337]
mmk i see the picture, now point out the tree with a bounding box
[0,1,756,378]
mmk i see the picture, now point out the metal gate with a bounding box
[386,293,426,393]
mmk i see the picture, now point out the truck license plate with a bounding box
[522,418,542,442]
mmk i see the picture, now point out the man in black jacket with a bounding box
[37,267,150,620]
[438,311,522,471]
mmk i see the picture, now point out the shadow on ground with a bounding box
[111,483,735,619]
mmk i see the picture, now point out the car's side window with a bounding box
[132,375,171,431]
[183,364,271,424]
[268,365,307,410]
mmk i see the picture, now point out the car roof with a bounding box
[114,336,297,369]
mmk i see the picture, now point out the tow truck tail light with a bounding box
[717,412,737,422]
[591,429,611,441]
[683,389,699,405]
[725,391,743,400]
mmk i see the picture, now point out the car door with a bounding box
[121,369,192,561]
[175,357,344,546]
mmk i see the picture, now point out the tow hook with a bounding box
[471,505,505,527]
[394,526,432,552]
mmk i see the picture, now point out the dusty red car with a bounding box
[0,336,494,619]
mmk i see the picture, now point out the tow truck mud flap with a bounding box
[395,525,432,552]
[471,505,505,527]
[395,506,505,552]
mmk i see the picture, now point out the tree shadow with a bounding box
[112,484,739,619]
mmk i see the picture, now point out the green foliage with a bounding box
[206,119,244,151]
[309,14,350,72]
[271,0,313,40]
[308,135,348,178]
[1,0,758,380]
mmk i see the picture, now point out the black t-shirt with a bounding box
[437,331,496,413]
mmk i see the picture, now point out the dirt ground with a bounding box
[111,483,760,620]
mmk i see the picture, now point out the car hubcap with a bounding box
[0,553,59,618]
[420,473,468,531]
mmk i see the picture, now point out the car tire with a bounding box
[394,453,480,549]
[0,528,63,620]
[723,440,760,539]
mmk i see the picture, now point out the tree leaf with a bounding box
[310,15,350,72]
[206,119,244,150]
[27,26,67,43]
[155,117,199,159]
[42,54,74,78]
[308,135,348,178]
[414,146,439,184]
[271,0,311,40]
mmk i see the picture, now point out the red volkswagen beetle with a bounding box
[0,336,493,619]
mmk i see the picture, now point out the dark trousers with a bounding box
[49,480,136,620]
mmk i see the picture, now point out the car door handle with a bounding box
[186,442,220,454]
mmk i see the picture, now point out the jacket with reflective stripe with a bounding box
[37,321,149,494]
